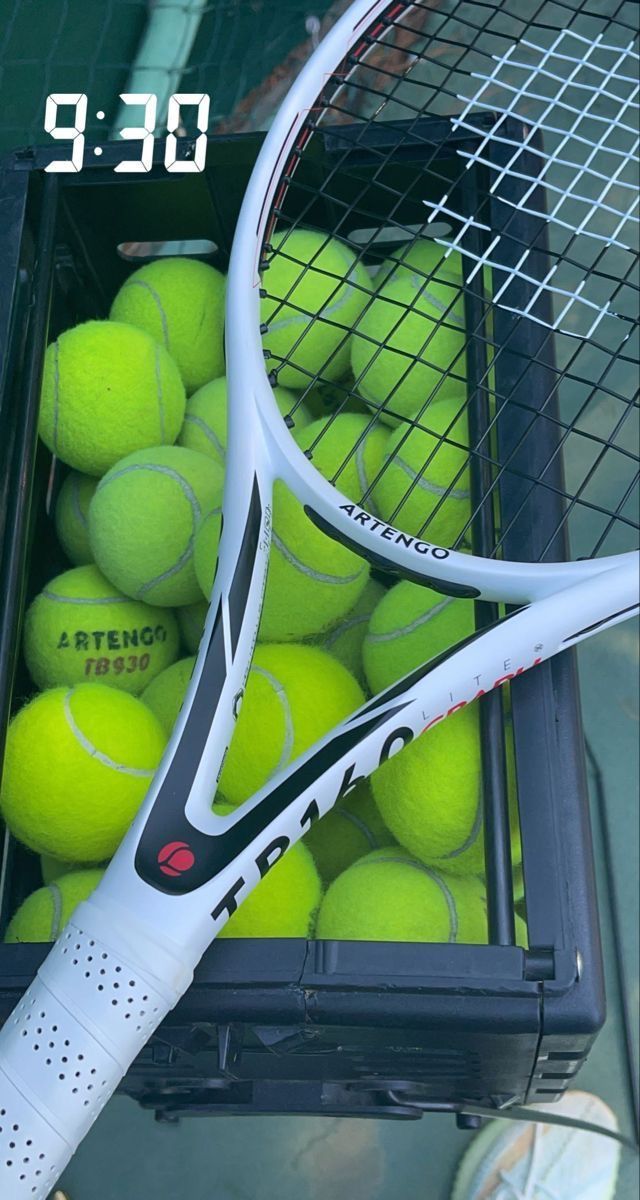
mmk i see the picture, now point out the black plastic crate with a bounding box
[0,128,605,1124]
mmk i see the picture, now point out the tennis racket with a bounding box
[1,1,638,1194]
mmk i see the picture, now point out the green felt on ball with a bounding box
[54,471,99,566]
[215,805,322,938]
[219,644,364,808]
[110,257,226,394]
[351,241,466,424]
[315,848,488,942]
[5,869,105,943]
[363,579,475,693]
[40,853,103,885]
[372,403,471,546]
[295,413,389,510]
[371,705,522,876]
[261,229,371,388]
[177,599,208,654]
[39,321,186,476]
[179,376,310,465]
[23,564,180,694]
[89,445,223,607]
[193,509,223,601]
[142,656,195,735]
[0,684,166,863]
[304,784,392,883]
[313,577,386,688]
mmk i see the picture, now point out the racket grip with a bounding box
[0,897,193,1199]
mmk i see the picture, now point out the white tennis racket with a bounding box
[1,1,638,1194]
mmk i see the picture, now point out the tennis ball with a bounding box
[177,599,208,653]
[371,705,522,877]
[363,579,475,692]
[110,257,226,393]
[0,684,166,862]
[313,577,386,688]
[372,405,471,545]
[39,320,186,476]
[179,376,310,465]
[54,471,99,566]
[5,869,105,943]
[261,229,371,388]
[295,413,389,509]
[142,656,195,735]
[23,564,180,694]
[304,784,392,883]
[193,485,370,642]
[351,242,466,423]
[515,913,528,947]
[89,445,223,606]
[315,848,488,942]
[219,644,364,807]
[215,806,321,938]
[40,853,103,885]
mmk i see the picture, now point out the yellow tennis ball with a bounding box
[363,579,475,692]
[0,684,166,862]
[110,257,226,393]
[4,869,106,943]
[193,508,223,601]
[89,445,223,606]
[54,471,99,566]
[371,705,522,877]
[294,413,389,509]
[303,784,393,883]
[315,848,488,942]
[176,599,208,653]
[219,644,364,808]
[40,853,104,885]
[261,229,371,388]
[142,656,196,735]
[215,805,322,938]
[39,320,186,476]
[179,376,310,465]
[312,577,386,688]
[23,564,180,694]
[351,241,466,423]
[372,403,471,545]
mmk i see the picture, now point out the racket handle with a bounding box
[0,898,193,1199]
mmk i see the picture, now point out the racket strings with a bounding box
[258,0,639,563]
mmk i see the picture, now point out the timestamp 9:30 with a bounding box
[44,93,210,173]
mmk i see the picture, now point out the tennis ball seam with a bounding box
[267,241,365,333]
[126,278,170,348]
[252,665,294,778]
[350,852,460,941]
[69,475,89,533]
[392,452,470,501]
[335,807,381,851]
[95,462,217,599]
[442,790,483,863]
[47,882,64,938]
[365,595,455,645]
[41,585,132,607]
[154,343,168,441]
[402,271,466,328]
[272,529,364,586]
[322,609,370,650]
[182,412,226,461]
[64,690,155,778]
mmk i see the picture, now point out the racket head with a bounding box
[226,0,639,589]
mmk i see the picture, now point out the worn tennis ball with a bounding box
[39,320,186,476]
[219,644,364,808]
[89,445,223,606]
[304,784,393,883]
[351,242,466,423]
[23,564,180,694]
[142,656,195,735]
[315,848,488,942]
[0,684,166,862]
[372,405,471,545]
[214,805,322,938]
[179,376,310,465]
[313,577,386,688]
[177,599,208,653]
[5,869,105,943]
[110,257,226,394]
[371,705,522,877]
[295,413,389,510]
[54,471,99,566]
[363,579,475,693]
[261,229,371,388]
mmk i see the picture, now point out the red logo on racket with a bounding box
[158,841,195,877]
